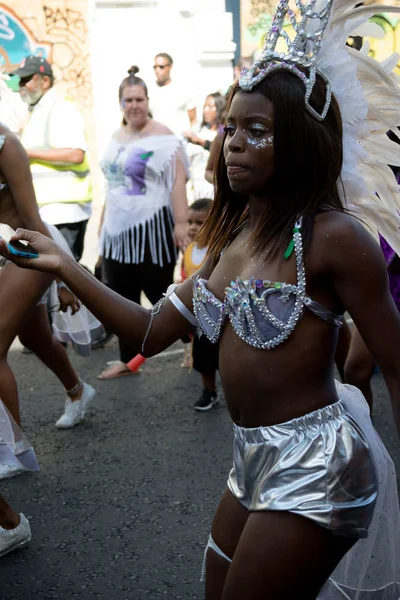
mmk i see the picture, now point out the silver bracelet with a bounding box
[141,297,165,355]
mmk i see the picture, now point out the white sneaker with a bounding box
[0,514,31,558]
[55,383,96,429]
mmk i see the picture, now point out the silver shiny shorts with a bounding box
[228,399,378,538]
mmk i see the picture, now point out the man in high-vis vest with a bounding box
[11,55,92,261]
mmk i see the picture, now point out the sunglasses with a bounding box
[19,74,35,86]
[153,64,170,70]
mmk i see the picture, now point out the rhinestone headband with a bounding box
[239,0,333,121]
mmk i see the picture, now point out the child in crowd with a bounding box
[181,199,219,411]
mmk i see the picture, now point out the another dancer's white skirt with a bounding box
[0,402,39,479]
[45,224,105,356]
[319,382,400,599]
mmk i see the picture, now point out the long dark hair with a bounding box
[198,68,344,260]
[201,92,227,129]
[119,65,149,126]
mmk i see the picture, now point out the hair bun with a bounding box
[128,65,140,76]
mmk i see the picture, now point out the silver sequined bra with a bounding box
[192,219,343,350]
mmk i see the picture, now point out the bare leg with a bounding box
[206,490,355,600]
[344,326,374,412]
[18,303,83,400]
[202,372,217,393]
[0,263,53,425]
[205,490,248,600]
[0,494,19,530]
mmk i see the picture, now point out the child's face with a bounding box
[188,209,209,241]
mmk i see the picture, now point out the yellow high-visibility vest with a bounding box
[21,95,92,206]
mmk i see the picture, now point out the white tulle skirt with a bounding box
[318,382,400,599]
[45,224,105,356]
[0,402,39,479]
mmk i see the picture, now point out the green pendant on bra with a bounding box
[284,227,300,260]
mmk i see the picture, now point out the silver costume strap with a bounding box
[168,292,197,326]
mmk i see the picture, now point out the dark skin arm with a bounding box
[188,107,197,128]
[26,148,84,165]
[0,131,80,313]
[0,229,214,356]
[321,214,400,434]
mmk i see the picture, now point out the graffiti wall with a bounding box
[240,0,400,73]
[0,0,100,224]
[0,1,92,109]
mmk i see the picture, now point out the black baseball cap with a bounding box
[10,55,53,78]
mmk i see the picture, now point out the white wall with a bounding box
[82,0,234,268]
[90,0,235,156]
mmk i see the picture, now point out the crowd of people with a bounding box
[0,49,237,560]
[0,3,400,595]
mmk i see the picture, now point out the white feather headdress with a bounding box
[240,0,400,253]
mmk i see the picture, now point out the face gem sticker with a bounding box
[247,135,274,150]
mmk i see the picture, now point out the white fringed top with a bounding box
[100,134,188,265]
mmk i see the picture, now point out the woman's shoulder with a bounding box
[314,210,367,239]
[314,211,377,244]
[110,128,125,143]
[149,121,175,136]
[312,211,384,273]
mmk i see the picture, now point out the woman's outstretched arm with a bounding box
[0,229,212,357]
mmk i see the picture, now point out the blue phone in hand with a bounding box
[7,239,39,259]
[0,224,39,259]
[0,236,39,259]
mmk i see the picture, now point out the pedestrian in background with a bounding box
[97,66,189,380]
[181,199,219,410]
[12,56,92,262]
[148,53,197,137]
[183,92,226,200]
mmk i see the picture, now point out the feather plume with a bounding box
[317,0,400,253]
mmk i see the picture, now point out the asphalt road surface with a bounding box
[1,338,399,600]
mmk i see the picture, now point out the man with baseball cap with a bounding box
[10,55,92,262]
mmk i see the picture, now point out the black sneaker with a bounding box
[194,389,219,412]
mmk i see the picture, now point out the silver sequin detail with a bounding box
[192,218,309,350]
[247,135,274,150]
[238,0,334,121]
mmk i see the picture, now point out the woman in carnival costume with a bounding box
[0,67,102,474]
[0,67,105,556]
[1,0,400,596]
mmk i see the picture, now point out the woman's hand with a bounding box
[174,222,189,252]
[57,284,81,315]
[183,131,203,146]
[0,228,68,275]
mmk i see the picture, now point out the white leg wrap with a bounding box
[200,535,232,582]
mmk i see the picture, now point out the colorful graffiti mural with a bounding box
[0,4,51,85]
[0,2,92,107]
